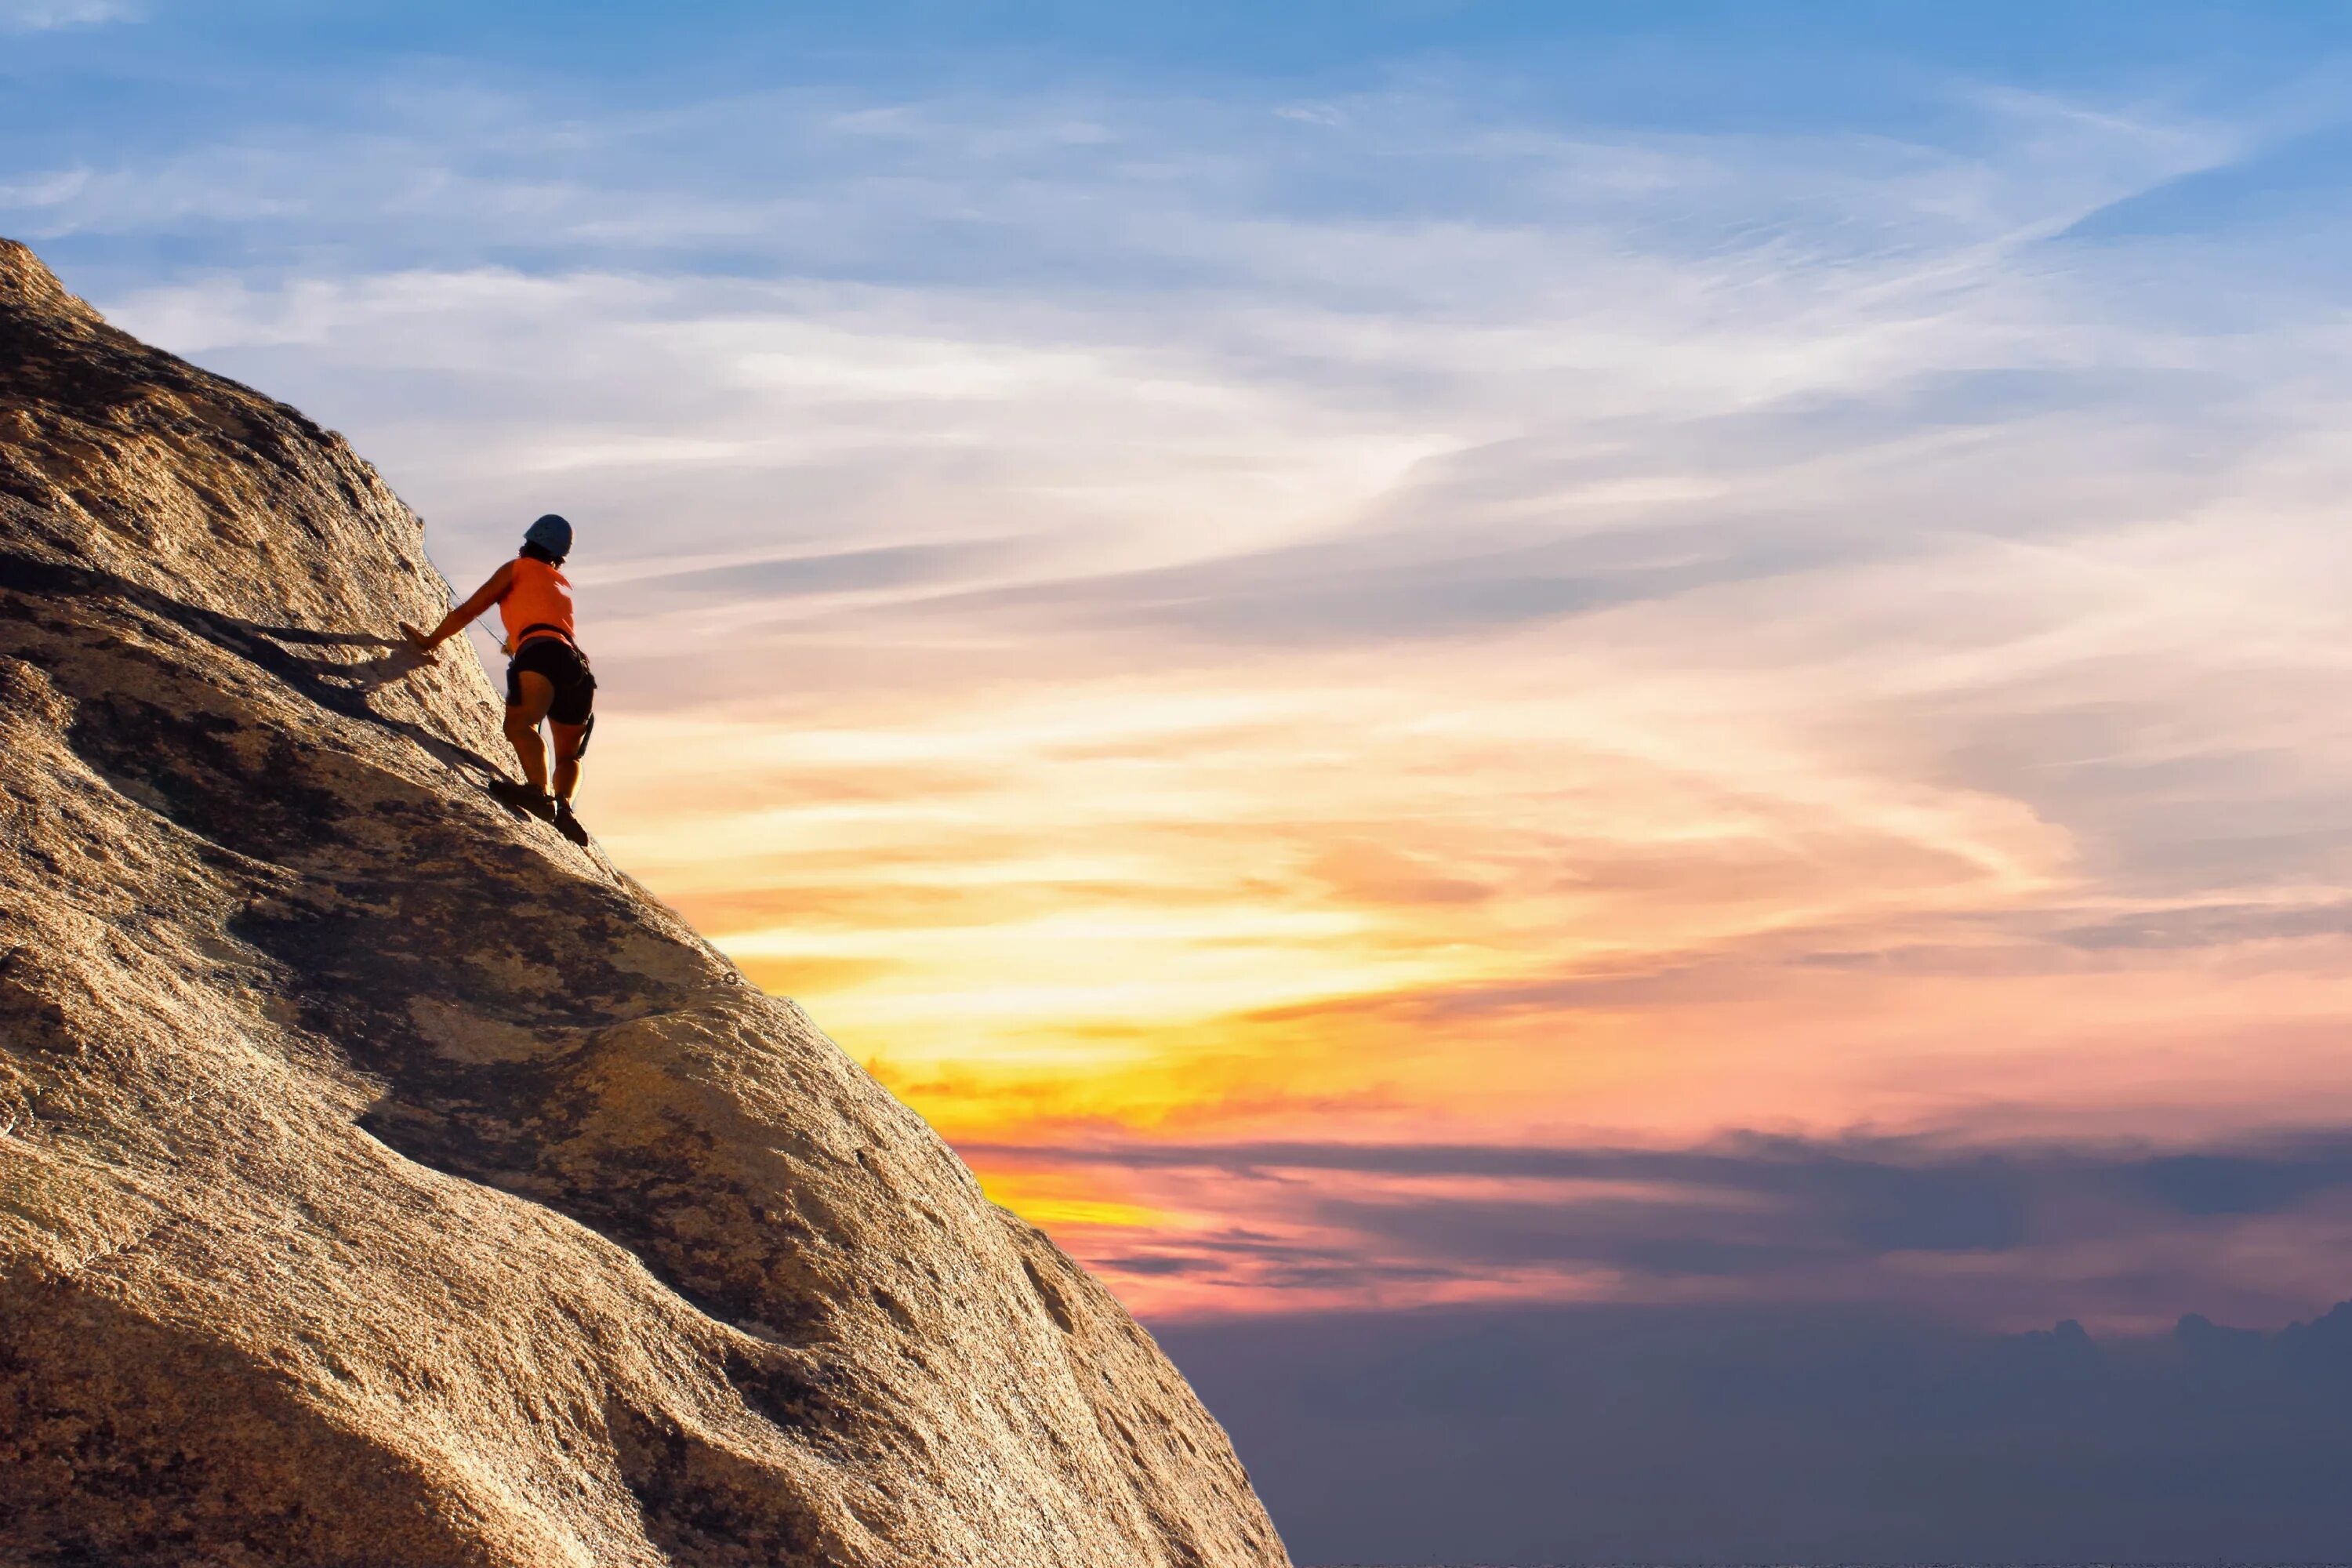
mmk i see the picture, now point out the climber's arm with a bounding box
[402,562,515,658]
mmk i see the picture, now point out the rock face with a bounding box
[0,239,1290,1568]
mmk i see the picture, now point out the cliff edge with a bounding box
[0,238,1290,1568]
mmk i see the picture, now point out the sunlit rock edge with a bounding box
[0,237,1289,1568]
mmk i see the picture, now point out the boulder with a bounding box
[0,238,1289,1568]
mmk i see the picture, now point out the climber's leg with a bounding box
[549,720,586,804]
[504,670,554,793]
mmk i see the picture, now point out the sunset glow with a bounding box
[34,8,2352,1334]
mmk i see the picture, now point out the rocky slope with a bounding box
[0,238,1290,1568]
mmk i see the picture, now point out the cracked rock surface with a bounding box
[0,238,1289,1568]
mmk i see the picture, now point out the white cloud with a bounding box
[0,0,136,32]
[50,70,2352,1100]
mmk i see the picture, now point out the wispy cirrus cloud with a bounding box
[0,0,136,33]
[17,49,2352,1326]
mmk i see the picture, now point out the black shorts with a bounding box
[506,636,596,726]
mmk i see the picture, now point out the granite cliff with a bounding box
[0,238,1290,1568]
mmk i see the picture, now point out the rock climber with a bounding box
[402,513,597,847]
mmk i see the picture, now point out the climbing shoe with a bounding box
[553,800,591,847]
[487,777,557,821]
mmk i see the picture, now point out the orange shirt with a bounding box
[497,556,575,651]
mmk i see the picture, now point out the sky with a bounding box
[13,2,2352,1557]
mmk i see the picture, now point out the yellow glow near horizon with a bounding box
[585,583,2352,1194]
[569,478,2352,1328]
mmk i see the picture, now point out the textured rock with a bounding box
[0,238,1290,1568]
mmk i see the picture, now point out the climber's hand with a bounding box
[398,622,440,664]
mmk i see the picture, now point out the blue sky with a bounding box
[13,3,2352,285]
